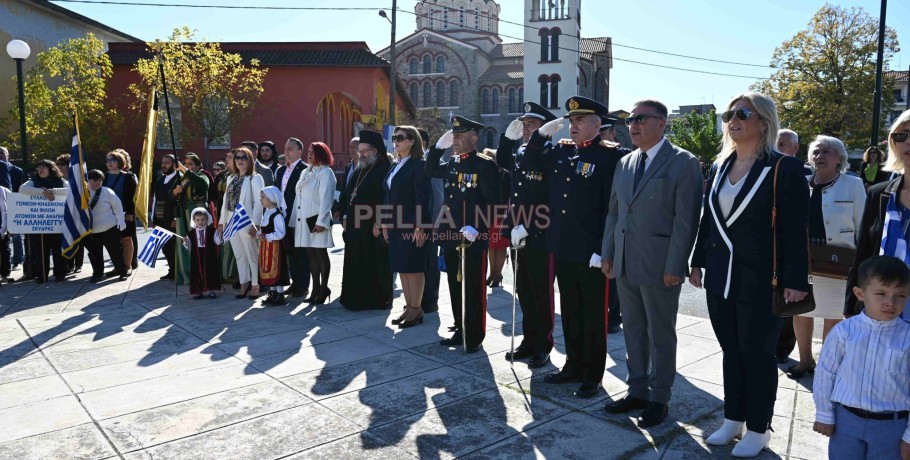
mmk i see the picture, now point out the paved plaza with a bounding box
[0,228,829,459]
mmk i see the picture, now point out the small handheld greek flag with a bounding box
[139,227,174,268]
[222,203,252,241]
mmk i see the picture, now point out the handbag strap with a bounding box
[772,157,812,288]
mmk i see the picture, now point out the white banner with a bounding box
[8,193,67,234]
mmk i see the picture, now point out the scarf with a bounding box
[879,192,910,320]
[227,175,244,209]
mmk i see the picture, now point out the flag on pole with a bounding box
[138,227,175,268]
[61,113,92,259]
[134,89,158,229]
[222,203,252,241]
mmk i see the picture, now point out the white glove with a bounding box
[539,118,564,138]
[460,226,479,242]
[117,220,127,231]
[435,130,454,150]
[589,253,602,268]
[511,224,528,247]
[505,119,523,141]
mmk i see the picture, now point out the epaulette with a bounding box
[476,151,494,161]
[557,139,575,146]
[600,140,621,148]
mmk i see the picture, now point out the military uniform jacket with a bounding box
[496,134,551,249]
[426,147,499,253]
[525,131,626,264]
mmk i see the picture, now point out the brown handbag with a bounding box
[810,245,855,280]
[771,158,816,317]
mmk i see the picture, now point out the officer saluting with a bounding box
[496,101,558,369]
[426,116,499,353]
[524,96,626,398]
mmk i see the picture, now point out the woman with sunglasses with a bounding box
[103,149,138,276]
[219,147,264,299]
[847,109,910,322]
[690,92,809,457]
[294,142,336,305]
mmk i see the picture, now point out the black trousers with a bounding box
[29,234,65,282]
[86,227,127,278]
[555,257,608,383]
[153,220,176,275]
[443,247,487,349]
[0,233,10,278]
[421,242,441,309]
[706,282,782,433]
[776,317,796,360]
[285,226,310,292]
[515,244,554,354]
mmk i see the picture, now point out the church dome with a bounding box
[414,0,501,35]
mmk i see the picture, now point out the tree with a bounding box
[129,28,267,165]
[667,109,723,164]
[754,4,900,149]
[397,107,448,144]
[3,33,117,166]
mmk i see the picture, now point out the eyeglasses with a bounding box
[233,156,249,162]
[391,134,413,142]
[624,114,663,127]
[357,148,376,155]
[721,108,755,123]
[892,132,910,143]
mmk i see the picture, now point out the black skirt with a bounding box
[388,228,428,273]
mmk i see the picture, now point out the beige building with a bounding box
[887,70,909,127]
[0,0,137,148]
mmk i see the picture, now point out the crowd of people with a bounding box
[1,90,909,459]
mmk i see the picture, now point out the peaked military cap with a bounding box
[451,115,484,133]
[563,96,609,118]
[599,114,621,130]
[519,101,557,122]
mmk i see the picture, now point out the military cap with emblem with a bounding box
[563,96,609,118]
[451,115,484,133]
[358,129,387,156]
[599,114,621,130]
[519,101,557,123]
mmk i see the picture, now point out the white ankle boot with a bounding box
[731,429,771,457]
[706,418,745,445]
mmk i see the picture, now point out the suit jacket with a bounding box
[275,160,306,226]
[256,161,275,187]
[690,152,810,299]
[603,139,703,287]
[7,163,23,192]
[383,157,430,226]
[219,174,264,228]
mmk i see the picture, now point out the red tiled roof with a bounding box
[107,42,389,67]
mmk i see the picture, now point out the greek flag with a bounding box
[139,227,174,268]
[222,203,252,241]
[61,115,92,259]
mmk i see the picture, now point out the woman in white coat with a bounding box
[295,142,336,304]
[787,135,866,379]
[220,147,265,298]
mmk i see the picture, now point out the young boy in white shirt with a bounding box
[813,255,910,459]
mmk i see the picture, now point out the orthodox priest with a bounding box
[338,130,392,310]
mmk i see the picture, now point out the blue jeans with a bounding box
[830,404,906,459]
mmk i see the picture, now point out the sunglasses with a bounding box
[233,156,249,161]
[624,114,663,127]
[391,134,413,142]
[892,132,910,143]
[721,108,755,123]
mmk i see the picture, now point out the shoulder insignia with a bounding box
[557,138,575,146]
[600,140,621,148]
[477,151,494,161]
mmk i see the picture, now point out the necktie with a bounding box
[633,152,648,192]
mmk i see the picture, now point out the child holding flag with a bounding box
[182,207,222,299]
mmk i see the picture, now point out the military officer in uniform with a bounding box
[426,116,499,353]
[496,101,558,368]
[524,96,625,398]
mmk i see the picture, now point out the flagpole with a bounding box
[157,53,180,298]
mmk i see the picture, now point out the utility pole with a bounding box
[870,0,887,147]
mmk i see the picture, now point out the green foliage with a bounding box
[753,4,900,148]
[667,109,723,163]
[3,33,118,166]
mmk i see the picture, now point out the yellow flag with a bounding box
[134,89,157,230]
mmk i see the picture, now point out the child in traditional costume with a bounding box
[182,207,222,299]
[259,187,289,305]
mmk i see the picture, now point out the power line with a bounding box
[52,0,381,10]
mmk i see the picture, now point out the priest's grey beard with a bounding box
[359,153,377,168]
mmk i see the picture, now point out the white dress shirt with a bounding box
[281,159,300,193]
[386,156,409,189]
[260,208,286,242]
[641,137,667,172]
[90,186,125,233]
[151,171,177,214]
[814,311,910,442]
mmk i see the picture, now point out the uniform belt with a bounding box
[842,404,909,420]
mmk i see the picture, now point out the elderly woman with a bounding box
[103,149,138,275]
[295,142,336,305]
[219,147,264,298]
[847,109,910,322]
[689,92,809,457]
[787,135,865,380]
[859,146,887,189]
[20,160,69,283]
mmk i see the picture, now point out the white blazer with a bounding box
[219,174,265,230]
[812,173,866,249]
[294,165,336,248]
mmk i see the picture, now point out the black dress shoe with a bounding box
[447,325,458,332]
[465,344,482,354]
[543,369,578,384]
[528,353,551,369]
[638,402,669,428]
[608,324,622,334]
[504,346,534,361]
[439,330,463,346]
[574,382,602,398]
[603,395,649,414]
[290,288,307,298]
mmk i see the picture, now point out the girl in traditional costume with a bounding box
[182,207,222,299]
[259,186,289,305]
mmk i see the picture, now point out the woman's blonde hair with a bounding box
[717,91,780,162]
[884,110,910,173]
[807,135,849,173]
[394,125,425,160]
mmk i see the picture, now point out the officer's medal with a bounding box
[576,161,595,178]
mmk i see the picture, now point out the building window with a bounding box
[508,88,516,113]
[422,55,431,74]
[423,82,432,108]
[538,75,549,107]
[539,28,550,63]
[474,7,480,29]
[551,28,561,61]
[156,95,182,149]
[436,56,445,73]
[895,89,906,103]
[459,6,465,28]
[409,58,418,75]
[436,82,445,106]
[482,88,490,113]
[410,83,419,106]
[519,87,524,106]
[443,8,448,29]
[550,74,561,109]
[486,130,494,148]
[492,88,500,113]
[450,81,459,106]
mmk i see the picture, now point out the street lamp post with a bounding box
[6,40,31,168]
[379,0,398,126]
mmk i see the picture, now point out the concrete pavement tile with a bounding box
[793,390,816,422]
[677,320,718,340]
[453,350,566,387]
[34,318,178,354]
[150,302,269,321]
[123,404,360,460]
[171,306,298,334]
[0,423,116,460]
[214,322,358,362]
[675,315,704,330]
[247,336,400,379]
[284,431,417,459]
[321,366,497,429]
[0,354,56,385]
[0,303,68,319]
[282,350,443,401]
[16,309,163,337]
[361,315,471,350]
[675,336,721,369]
[369,387,570,459]
[0,396,91,444]
[677,350,724,386]
[0,373,72,410]
[296,304,391,324]
[0,329,29,347]
[46,330,207,373]
[789,415,828,459]
[0,320,21,335]
[774,388,797,419]
[79,363,271,419]
[191,315,320,344]
[100,380,311,452]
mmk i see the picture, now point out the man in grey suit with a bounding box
[601,99,703,428]
[241,140,275,186]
